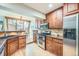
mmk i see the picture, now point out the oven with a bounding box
[37,31,51,50]
[37,34,46,49]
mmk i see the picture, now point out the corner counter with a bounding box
[0,35,26,56]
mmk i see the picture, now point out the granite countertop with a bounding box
[46,35,63,40]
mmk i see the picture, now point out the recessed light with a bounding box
[48,4,53,8]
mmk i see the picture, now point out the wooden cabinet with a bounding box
[63,3,79,16]
[56,9,63,28]
[46,36,63,56]
[53,39,63,56]
[46,36,53,53]
[33,34,37,43]
[6,35,26,56]
[46,8,63,29]
[52,11,57,28]
[7,37,18,56]
[33,30,38,43]
[18,36,26,49]
[7,40,18,56]
[47,14,53,28]
[67,4,78,12]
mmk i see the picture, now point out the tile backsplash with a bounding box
[49,29,63,37]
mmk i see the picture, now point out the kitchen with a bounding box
[0,3,79,56]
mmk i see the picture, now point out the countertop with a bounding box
[46,35,63,40]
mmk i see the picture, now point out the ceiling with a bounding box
[0,3,45,19]
[24,3,63,14]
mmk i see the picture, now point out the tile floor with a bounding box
[12,43,55,56]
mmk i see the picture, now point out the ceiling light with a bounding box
[48,4,53,8]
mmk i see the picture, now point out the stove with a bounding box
[37,31,51,50]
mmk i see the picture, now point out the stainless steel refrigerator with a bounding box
[63,13,79,56]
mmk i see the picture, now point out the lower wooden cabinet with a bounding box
[18,36,26,49]
[6,35,26,56]
[7,40,18,56]
[6,37,18,56]
[46,36,53,53]
[33,34,37,43]
[33,30,38,43]
[46,36,63,56]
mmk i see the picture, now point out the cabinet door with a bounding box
[8,40,18,55]
[63,3,79,16]
[56,43,61,56]
[56,43,63,56]
[53,39,63,56]
[60,44,63,56]
[52,39,57,55]
[52,11,57,28]
[56,8,63,28]
[67,3,78,12]
[47,8,63,29]
[47,14,53,28]
[46,37,53,53]
[19,36,26,49]
[63,3,68,16]
[33,33,37,43]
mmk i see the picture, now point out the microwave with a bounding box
[40,23,48,30]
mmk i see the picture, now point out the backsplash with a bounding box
[50,29,63,37]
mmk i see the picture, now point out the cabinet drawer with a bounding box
[19,36,26,39]
[7,40,18,55]
[7,38,17,43]
[19,43,26,49]
[53,39,63,44]
[19,37,25,39]
[19,39,26,44]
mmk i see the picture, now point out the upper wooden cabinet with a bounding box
[63,3,79,16]
[55,9,63,28]
[46,8,63,29]
[46,13,53,28]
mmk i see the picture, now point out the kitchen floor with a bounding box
[12,43,55,56]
